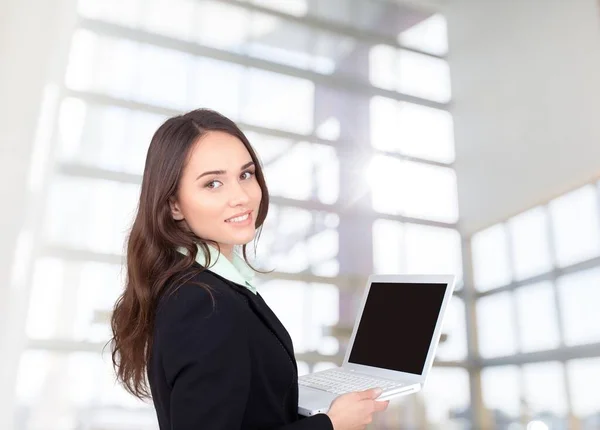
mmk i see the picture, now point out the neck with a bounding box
[218,245,234,262]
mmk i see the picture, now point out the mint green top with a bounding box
[180,244,257,295]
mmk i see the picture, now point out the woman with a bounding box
[110,109,389,430]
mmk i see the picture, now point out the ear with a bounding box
[169,197,185,221]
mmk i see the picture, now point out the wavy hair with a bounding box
[110,109,269,399]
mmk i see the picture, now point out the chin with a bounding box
[226,232,256,247]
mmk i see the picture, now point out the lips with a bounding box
[225,210,252,223]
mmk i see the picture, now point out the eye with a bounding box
[205,180,222,189]
[240,170,255,180]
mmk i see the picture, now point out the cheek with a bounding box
[180,190,222,226]
[251,181,263,205]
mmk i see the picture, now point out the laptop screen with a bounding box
[348,281,447,375]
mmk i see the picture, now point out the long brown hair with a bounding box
[110,109,270,399]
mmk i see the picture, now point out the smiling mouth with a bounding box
[225,212,251,223]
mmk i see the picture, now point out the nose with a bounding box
[228,181,250,207]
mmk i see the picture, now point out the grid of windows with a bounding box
[472,180,600,429]
[16,1,462,429]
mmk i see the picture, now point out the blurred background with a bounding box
[1,0,600,429]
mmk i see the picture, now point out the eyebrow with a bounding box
[196,161,255,181]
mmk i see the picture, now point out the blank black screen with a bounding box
[348,282,447,375]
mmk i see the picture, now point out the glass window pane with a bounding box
[557,267,600,346]
[57,98,165,175]
[241,68,314,134]
[65,30,139,100]
[367,155,458,223]
[26,258,65,340]
[247,12,313,70]
[435,296,467,361]
[250,136,339,204]
[257,206,339,277]
[477,292,518,358]
[370,97,455,163]
[421,367,470,428]
[312,31,356,75]
[522,361,568,418]
[567,357,600,422]
[308,283,339,354]
[404,223,463,282]
[259,280,306,351]
[549,185,600,267]
[66,31,194,110]
[194,1,250,53]
[472,224,512,291]
[140,0,196,41]
[134,45,192,110]
[515,281,561,353]
[259,281,338,355]
[397,49,451,103]
[190,57,244,120]
[15,351,154,429]
[481,366,521,422]
[372,219,404,274]
[26,259,123,342]
[398,13,448,56]
[508,206,553,281]
[44,176,140,255]
[369,45,397,91]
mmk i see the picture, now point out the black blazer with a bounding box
[147,264,334,430]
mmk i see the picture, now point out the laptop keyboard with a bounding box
[298,368,405,395]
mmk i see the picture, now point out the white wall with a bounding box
[447,0,600,235]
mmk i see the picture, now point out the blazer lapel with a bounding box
[224,279,297,369]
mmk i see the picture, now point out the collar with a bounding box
[179,244,257,295]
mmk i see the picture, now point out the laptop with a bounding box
[298,274,456,416]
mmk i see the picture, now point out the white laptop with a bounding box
[298,274,456,416]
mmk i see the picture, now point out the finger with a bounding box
[373,399,390,412]
[357,387,383,400]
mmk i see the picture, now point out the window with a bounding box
[435,296,467,361]
[259,280,339,354]
[26,259,122,342]
[57,98,166,175]
[481,366,521,420]
[257,206,339,277]
[471,223,512,291]
[191,58,245,120]
[476,292,518,358]
[508,206,553,281]
[372,219,404,274]
[567,357,600,421]
[549,185,600,267]
[195,1,251,53]
[248,134,339,204]
[241,68,314,134]
[557,267,600,346]
[404,223,463,280]
[44,176,139,255]
[370,96,455,163]
[16,351,154,428]
[522,361,568,417]
[369,45,451,103]
[398,13,448,56]
[421,367,470,428]
[515,281,561,353]
[372,221,462,283]
[367,155,458,223]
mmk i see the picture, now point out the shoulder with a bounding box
[154,267,245,331]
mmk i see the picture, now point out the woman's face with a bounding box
[170,131,262,259]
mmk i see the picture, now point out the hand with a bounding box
[326,387,390,430]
